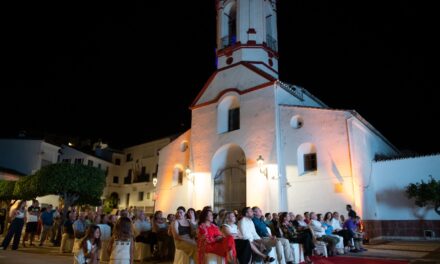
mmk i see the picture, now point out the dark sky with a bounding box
[3,1,439,153]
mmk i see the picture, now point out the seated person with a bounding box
[278,212,314,264]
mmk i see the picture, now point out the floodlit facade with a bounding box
[155,0,440,240]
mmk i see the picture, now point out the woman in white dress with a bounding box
[107,216,134,264]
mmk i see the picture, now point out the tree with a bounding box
[0,180,17,202]
[33,163,106,215]
[405,175,440,216]
[13,174,40,201]
[0,180,18,236]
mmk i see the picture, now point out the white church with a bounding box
[155,0,439,239]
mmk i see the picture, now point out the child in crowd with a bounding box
[73,224,102,264]
[108,217,134,264]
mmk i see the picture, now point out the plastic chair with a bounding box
[206,253,225,264]
[173,248,195,264]
[289,243,305,264]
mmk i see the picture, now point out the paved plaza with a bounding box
[0,238,439,264]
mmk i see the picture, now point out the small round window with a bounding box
[290,115,303,129]
[180,141,189,152]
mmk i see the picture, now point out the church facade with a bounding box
[154,0,440,239]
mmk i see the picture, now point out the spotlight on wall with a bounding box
[256,155,268,178]
[185,166,194,184]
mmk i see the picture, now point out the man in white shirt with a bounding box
[310,212,339,256]
[331,211,352,248]
[238,207,261,242]
[23,200,40,247]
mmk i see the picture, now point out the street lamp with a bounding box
[185,166,194,184]
[152,176,157,213]
[256,155,268,178]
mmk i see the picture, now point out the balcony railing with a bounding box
[266,34,277,51]
[123,175,132,184]
[133,173,150,183]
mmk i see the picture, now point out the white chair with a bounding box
[206,253,225,264]
[314,240,328,258]
[307,224,328,258]
[334,235,344,254]
[173,248,195,264]
[289,243,304,264]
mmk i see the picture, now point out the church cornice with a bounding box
[217,43,279,58]
[190,61,277,109]
[190,82,274,110]
[279,104,399,153]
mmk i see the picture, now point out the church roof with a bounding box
[191,62,277,109]
[277,81,328,107]
[279,104,399,152]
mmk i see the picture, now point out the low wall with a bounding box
[364,220,440,240]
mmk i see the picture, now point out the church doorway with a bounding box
[212,144,246,212]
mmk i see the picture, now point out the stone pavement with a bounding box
[360,240,440,264]
[0,239,439,264]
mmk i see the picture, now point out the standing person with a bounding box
[346,204,357,218]
[52,206,62,246]
[0,200,26,250]
[60,210,76,253]
[73,224,102,264]
[108,216,135,264]
[39,205,54,246]
[23,199,40,247]
[0,204,7,234]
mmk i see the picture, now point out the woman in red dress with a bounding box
[197,209,236,264]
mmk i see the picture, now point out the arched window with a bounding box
[297,143,318,175]
[265,3,277,51]
[221,1,237,48]
[217,95,240,134]
[172,166,183,186]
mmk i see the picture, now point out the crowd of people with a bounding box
[0,201,367,264]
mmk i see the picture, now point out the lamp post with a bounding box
[152,176,158,213]
[185,166,194,184]
[257,155,268,178]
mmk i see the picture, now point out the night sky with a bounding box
[3,1,439,153]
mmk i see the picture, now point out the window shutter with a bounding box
[304,153,317,172]
[228,108,240,131]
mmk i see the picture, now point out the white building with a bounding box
[60,144,112,171]
[155,0,440,239]
[0,138,61,206]
[103,137,171,213]
[37,144,113,206]
[0,139,60,176]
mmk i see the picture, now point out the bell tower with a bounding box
[216,0,278,78]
